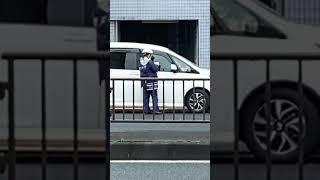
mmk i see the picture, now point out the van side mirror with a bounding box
[171,64,178,72]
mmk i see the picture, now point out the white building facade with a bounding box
[110,0,210,69]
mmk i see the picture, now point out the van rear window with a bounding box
[110,51,138,70]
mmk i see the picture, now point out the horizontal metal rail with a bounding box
[2,52,109,60]
[211,52,320,60]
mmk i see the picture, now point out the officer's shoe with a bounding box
[153,111,162,114]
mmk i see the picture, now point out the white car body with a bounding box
[110,42,210,110]
[211,0,320,154]
[0,1,107,151]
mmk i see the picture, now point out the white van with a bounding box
[110,42,210,112]
[0,0,108,151]
[211,0,320,161]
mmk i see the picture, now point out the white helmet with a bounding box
[142,48,153,54]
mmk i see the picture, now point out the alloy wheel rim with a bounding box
[253,99,306,155]
[189,92,206,111]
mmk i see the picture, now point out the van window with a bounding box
[170,55,194,73]
[153,54,173,72]
[0,0,97,27]
[212,0,285,38]
[110,50,138,70]
[124,52,138,70]
[110,52,125,69]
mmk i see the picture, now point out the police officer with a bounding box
[140,49,161,114]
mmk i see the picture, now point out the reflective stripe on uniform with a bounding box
[146,82,158,91]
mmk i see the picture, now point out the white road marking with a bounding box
[110,160,210,164]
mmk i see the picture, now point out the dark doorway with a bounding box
[119,20,198,63]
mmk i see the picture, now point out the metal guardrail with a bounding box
[211,52,320,180]
[110,78,210,123]
[1,52,110,180]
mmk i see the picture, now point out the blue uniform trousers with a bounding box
[143,88,159,113]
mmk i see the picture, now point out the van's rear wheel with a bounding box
[185,89,209,112]
[241,87,320,162]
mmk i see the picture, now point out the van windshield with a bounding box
[211,0,287,38]
[212,0,260,33]
[212,0,288,23]
[167,49,198,67]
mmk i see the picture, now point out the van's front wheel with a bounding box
[241,87,320,162]
[185,89,209,112]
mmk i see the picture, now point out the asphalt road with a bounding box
[111,112,210,147]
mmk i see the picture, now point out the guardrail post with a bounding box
[233,59,239,180]
[172,80,175,120]
[41,59,47,180]
[104,56,110,180]
[112,80,115,121]
[122,80,125,120]
[8,59,16,180]
[73,59,79,180]
[203,80,206,121]
[162,79,165,120]
[298,59,304,180]
[265,59,272,180]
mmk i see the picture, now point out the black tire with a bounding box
[185,89,209,112]
[241,87,320,162]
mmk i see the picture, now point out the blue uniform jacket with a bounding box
[140,58,159,90]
